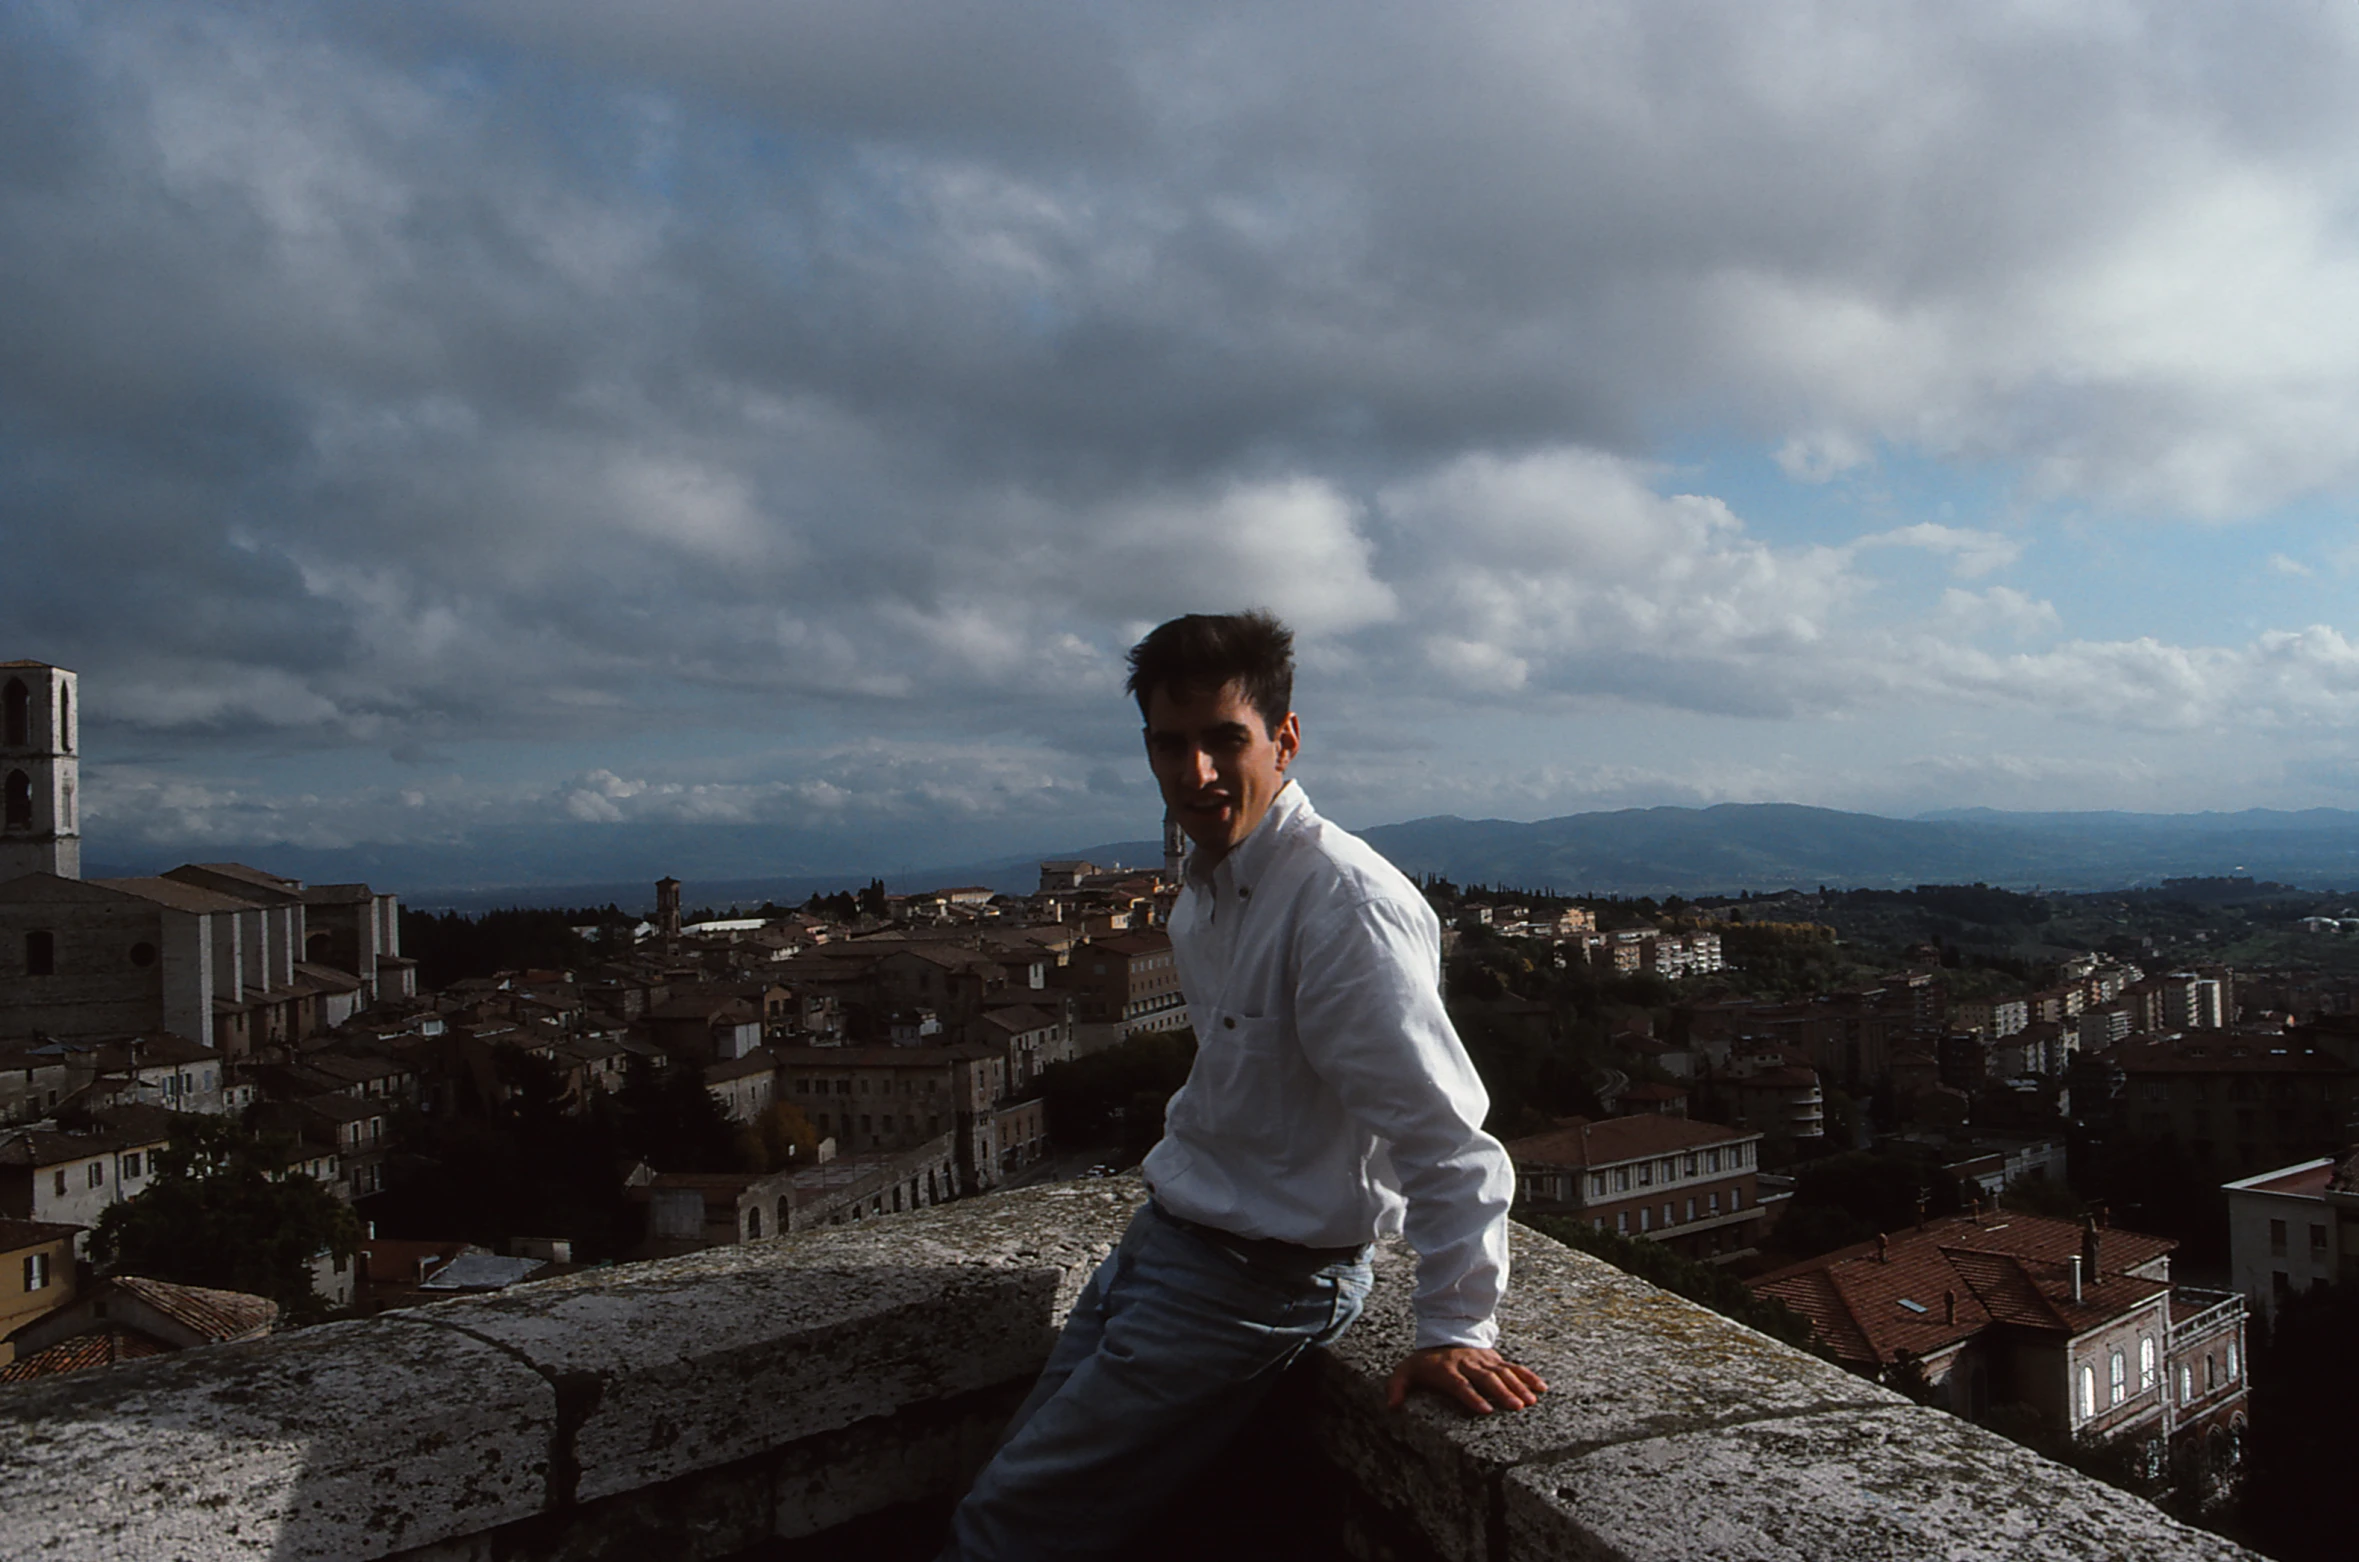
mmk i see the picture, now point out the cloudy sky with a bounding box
[12,1,2359,884]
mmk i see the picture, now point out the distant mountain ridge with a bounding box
[83,804,2359,910]
[1357,803,2359,896]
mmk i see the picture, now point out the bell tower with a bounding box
[0,661,80,880]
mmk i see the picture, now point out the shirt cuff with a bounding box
[1413,1314,1500,1352]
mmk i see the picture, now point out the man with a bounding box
[942,611,1545,1561]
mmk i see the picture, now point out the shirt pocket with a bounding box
[1190,1010,1297,1147]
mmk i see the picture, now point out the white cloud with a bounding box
[1773,431,1873,485]
[1934,585,2059,638]
[1858,523,2021,579]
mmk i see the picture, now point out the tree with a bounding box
[743,1100,822,1172]
[613,1053,747,1173]
[2242,1280,2359,1560]
[1039,1030,1197,1165]
[370,1048,642,1261]
[90,1117,364,1325]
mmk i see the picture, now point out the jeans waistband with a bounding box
[1148,1200,1368,1268]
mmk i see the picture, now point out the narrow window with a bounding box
[2225,1342,2237,1380]
[2139,1337,2156,1392]
[4,770,30,830]
[2080,1365,2097,1420]
[23,1252,49,1290]
[2109,1350,2126,1406]
[87,1161,104,1189]
[57,683,68,751]
[2,679,26,747]
[26,930,54,975]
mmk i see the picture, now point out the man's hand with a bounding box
[1385,1345,1549,1416]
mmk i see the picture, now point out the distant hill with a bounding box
[84,803,2359,910]
[1359,803,2359,896]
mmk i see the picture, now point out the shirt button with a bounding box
[1223,1016,1236,1029]
[1238,885,1251,899]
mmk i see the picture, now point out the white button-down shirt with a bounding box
[1142,782,1513,1349]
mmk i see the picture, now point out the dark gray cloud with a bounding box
[10,0,2359,861]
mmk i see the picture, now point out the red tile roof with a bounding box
[0,1328,171,1383]
[1750,1213,2174,1369]
[109,1275,278,1342]
[1505,1114,1758,1169]
[0,1217,84,1252]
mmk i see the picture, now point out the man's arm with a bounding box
[1292,891,1546,1410]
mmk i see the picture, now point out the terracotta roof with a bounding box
[975,1005,1058,1034]
[88,876,259,914]
[359,1238,474,1286]
[0,1217,84,1251]
[0,1328,171,1383]
[2114,1040,2352,1075]
[1750,1214,2174,1369]
[703,1054,776,1083]
[294,963,364,995]
[1088,932,1173,956]
[1505,1114,1758,1169]
[176,862,304,897]
[771,1043,1000,1067]
[109,1274,278,1341]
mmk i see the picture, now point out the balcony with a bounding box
[1,1179,2259,1561]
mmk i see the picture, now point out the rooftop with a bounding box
[1504,1113,1759,1168]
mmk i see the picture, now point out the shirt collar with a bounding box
[1188,780,1308,893]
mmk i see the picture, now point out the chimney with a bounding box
[1875,1232,1889,1263]
[2069,1254,2083,1303]
[1944,1290,1957,1325]
[2081,1218,2102,1280]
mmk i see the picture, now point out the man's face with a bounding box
[1144,679,1300,862]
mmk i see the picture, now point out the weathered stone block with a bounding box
[0,1314,554,1561]
[1502,1405,2257,1562]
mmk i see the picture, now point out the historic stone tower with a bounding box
[1162,808,1187,882]
[655,875,682,956]
[0,661,79,881]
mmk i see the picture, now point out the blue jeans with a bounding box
[942,1202,1374,1562]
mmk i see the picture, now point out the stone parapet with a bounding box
[0,1179,2256,1561]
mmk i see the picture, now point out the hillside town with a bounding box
[9,656,2359,1553]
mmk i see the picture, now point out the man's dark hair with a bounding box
[1125,611,1295,735]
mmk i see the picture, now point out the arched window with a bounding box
[2225,1342,2238,1380]
[60,780,72,830]
[2,679,26,748]
[2109,1349,2127,1406]
[745,1206,762,1240]
[2079,1365,2097,1421]
[2139,1336,2156,1392]
[4,770,30,830]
